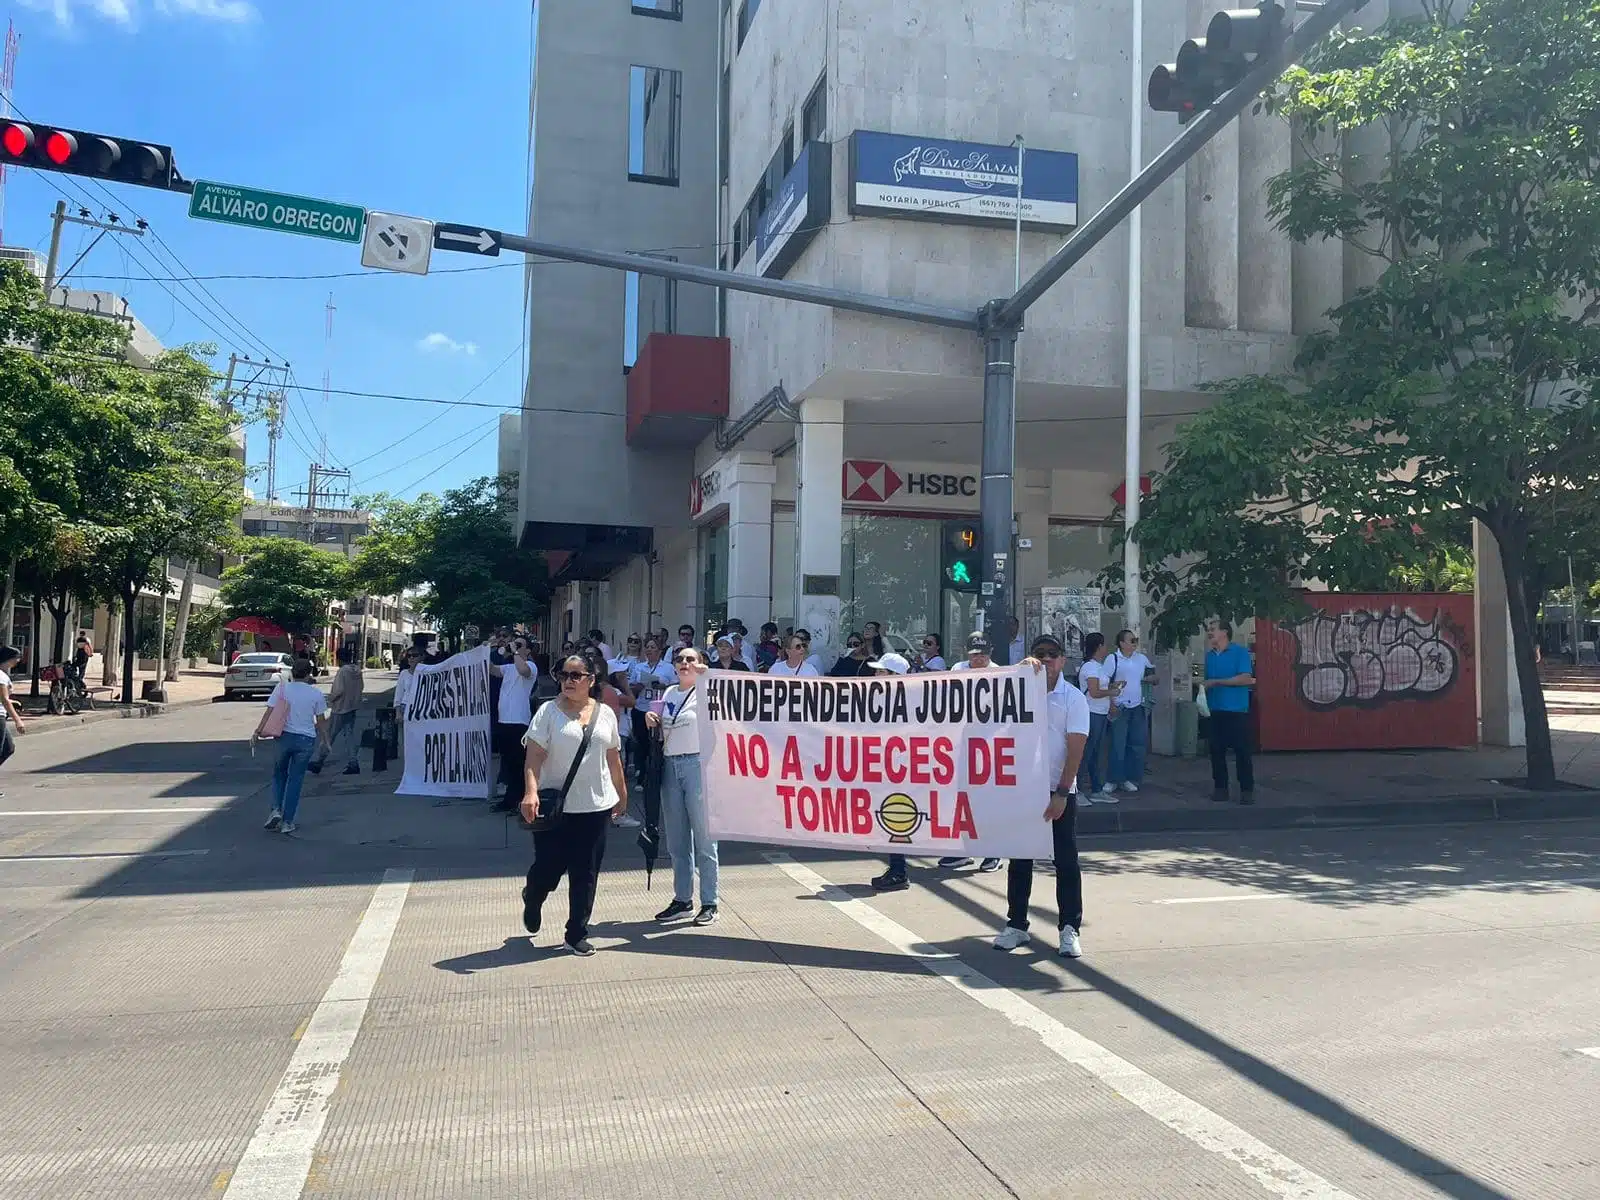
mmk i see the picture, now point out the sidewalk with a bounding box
[15,664,227,736]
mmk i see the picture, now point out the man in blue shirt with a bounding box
[1203,622,1256,805]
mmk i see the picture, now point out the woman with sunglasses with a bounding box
[645,646,718,925]
[768,634,820,677]
[916,632,947,672]
[828,633,874,677]
[519,654,629,957]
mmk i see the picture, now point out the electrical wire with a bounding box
[360,412,507,489]
[389,418,506,499]
[344,343,522,473]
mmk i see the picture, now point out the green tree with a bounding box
[350,475,548,638]
[1129,0,1600,787]
[220,537,351,637]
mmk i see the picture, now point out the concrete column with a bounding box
[1474,520,1526,748]
[1237,107,1292,333]
[1017,469,1052,597]
[1184,0,1240,330]
[725,453,777,631]
[794,397,844,662]
[1150,648,1193,757]
[1343,0,1390,298]
[1290,131,1346,334]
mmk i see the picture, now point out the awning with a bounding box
[224,616,287,637]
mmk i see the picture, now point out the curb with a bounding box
[20,693,219,738]
[1077,789,1597,836]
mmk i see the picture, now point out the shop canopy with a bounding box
[223,616,287,637]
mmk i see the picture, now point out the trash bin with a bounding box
[1176,699,1200,758]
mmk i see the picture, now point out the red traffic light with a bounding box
[43,129,76,166]
[0,122,30,158]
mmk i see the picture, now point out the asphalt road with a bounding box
[1,704,1597,1199]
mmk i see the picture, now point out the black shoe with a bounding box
[342,764,361,776]
[938,856,975,869]
[1211,788,1230,803]
[870,871,909,892]
[490,798,517,813]
[693,904,719,926]
[978,857,1002,873]
[1239,791,1256,806]
[307,761,324,775]
[565,938,596,957]
[521,886,541,935]
[655,899,693,923]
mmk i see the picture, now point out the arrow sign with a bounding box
[433,223,501,257]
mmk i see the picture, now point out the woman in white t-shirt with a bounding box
[252,658,329,834]
[1076,633,1117,799]
[518,653,629,957]
[493,639,538,813]
[645,646,717,926]
[0,645,26,793]
[768,634,820,677]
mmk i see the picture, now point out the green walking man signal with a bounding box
[942,520,982,594]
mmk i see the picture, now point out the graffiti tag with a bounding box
[1288,606,1463,709]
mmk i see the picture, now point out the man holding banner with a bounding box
[995,634,1090,959]
[397,643,495,800]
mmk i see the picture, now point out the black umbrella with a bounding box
[636,738,664,888]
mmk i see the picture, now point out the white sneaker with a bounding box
[613,813,642,829]
[1095,791,1121,805]
[1121,781,1140,793]
[280,821,298,835]
[1059,927,1082,958]
[992,926,1031,951]
[1098,783,1117,796]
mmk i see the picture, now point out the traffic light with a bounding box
[0,120,176,189]
[1148,2,1287,123]
[942,520,982,594]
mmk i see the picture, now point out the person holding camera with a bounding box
[646,646,718,926]
[518,653,629,957]
[492,637,538,813]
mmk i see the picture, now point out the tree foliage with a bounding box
[349,475,548,637]
[220,537,351,637]
[1132,0,1600,786]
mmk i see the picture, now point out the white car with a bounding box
[225,652,293,699]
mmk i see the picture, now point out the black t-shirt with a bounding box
[829,656,873,678]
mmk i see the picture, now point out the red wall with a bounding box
[1255,593,1477,751]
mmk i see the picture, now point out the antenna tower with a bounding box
[0,22,20,245]
[321,292,336,464]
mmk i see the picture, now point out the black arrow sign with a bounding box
[433,223,501,257]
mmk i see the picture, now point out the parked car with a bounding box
[224,652,292,699]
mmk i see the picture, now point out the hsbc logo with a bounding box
[843,460,903,503]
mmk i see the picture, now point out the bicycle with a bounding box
[41,663,94,716]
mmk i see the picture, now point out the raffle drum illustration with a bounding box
[1289,605,1460,710]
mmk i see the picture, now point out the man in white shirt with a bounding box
[491,639,538,812]
[1106,629,1155,793]
[941,631,1002,872]
[769,634,821,677]
[994,633,1089,958]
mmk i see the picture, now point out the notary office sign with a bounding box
[848,131,1079,232]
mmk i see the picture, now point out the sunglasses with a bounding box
[627,638,641,645]
[675,658,699,668]
[847,641,863,649]
[557,671,592,683]
[922,640,937,647]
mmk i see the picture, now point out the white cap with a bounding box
[868,652,911,675]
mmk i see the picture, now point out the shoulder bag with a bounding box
[259,689,291,739]
[530,700,601,833]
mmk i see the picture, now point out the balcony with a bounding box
[625,333,730,448]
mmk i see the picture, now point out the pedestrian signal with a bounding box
[942,521,982,594]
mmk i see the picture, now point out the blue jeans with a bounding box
[1109,704,1148,785]
[662,753,718,905]
[273,733,316,823]
[886,855,907,875]
[1079,711,1110,793]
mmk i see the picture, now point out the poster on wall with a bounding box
[1024,587,1103,674]
[397,643,494,798]
[698,666,1052,859]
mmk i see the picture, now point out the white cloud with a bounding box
[418,333,479,357]
[23,0,254,28]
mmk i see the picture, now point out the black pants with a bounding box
[496,723,527,804]
[1209,710,1255,791]
[1005,797,1083,932]
[525,809,610,944]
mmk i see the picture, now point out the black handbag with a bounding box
[530,701,601,833]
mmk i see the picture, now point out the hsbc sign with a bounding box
[842,460,979,511]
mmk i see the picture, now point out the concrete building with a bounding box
[515,0,1523,744]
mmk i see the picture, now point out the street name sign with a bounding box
[362,211,434,276]
[188,180,365,244]
[433,222,501,257]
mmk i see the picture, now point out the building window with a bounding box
[629,65,681,185]
[631,0,681,18]
[624,256,677,369]
[802,73,827,144]
[736,0,761,49]
[719,67,731,185]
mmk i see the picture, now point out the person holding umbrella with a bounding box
[646,645,717,925]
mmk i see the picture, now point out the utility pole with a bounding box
[1125,0,1145,637]
[43,202,146,295]
[43,199,64,290]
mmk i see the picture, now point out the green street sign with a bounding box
[188,180,365,244]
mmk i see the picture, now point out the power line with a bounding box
[360,412,505,490]
[345,344,521,472]
[389,419,505,499]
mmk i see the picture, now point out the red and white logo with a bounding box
[843,460,904,503]
[689,476,705,517]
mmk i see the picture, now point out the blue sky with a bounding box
[9,0,532,505]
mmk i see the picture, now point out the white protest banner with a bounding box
[698,666,1052,859]
[398,643,493,798]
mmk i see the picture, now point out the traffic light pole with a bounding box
[978,303,1021,663]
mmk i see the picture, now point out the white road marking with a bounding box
[1151,874,1600,905]
[0,808,216,817]
[1578,1047,1600,1060]
[768,853,1363,1200]
[0,850,210,862]
[223,868,413,1200]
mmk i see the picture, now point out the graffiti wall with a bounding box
[1255,593,1477,751]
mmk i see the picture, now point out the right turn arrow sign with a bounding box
[433,223,501,257]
